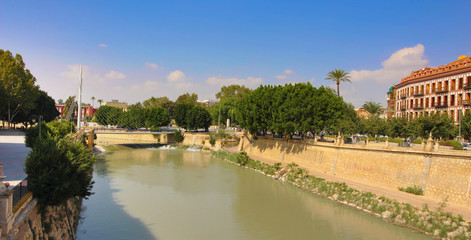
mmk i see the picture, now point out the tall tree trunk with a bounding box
[337,81,340,96]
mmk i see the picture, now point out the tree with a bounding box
[143,106,170,129]
[25,134,94,207]
[209,97,239,127]
[325,69,351,97]
[174,103,211,131]
[362,101,382,118]
[91,96,95,107]
[142,96,176,117]
[58,99,64,104]
[14,90,60,127]
[94,105,122,126]
[176,93,198,105]
[215,85,251,101]
[461,112,471,140]
[0,50,39,128]
[97,99,103,107]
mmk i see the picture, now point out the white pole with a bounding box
[77,65,83,130]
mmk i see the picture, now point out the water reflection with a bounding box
[77,149,430,240]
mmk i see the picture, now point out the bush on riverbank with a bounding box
[398,185,424,195]
[212,151,471,239]
[25,120,75,147]
[25,130,95,207]
[174,129,184,143]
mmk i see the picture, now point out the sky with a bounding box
[1,1,470,108]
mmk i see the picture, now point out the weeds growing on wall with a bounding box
[398,185,424,195]
[212,151,471,239]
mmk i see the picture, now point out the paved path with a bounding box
[225,146,471,221]
[0,131,29,184]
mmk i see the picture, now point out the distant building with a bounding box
[197,99,219,107]
[102,100,128,110]
[56,105,96,118]
[355,108,387,120]
[387,56,471,123]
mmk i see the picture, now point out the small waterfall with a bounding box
[158,145,178,150]
[185,146,202,152]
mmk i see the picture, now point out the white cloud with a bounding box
[275,75,288,79]
[99,43,108,48]
[284,69,295,75]
[145,62,159,69]
[275,69,296,80]
[104,70,126,80]
[206,76,263,87]
[167,70,187,83]
[61,64,88,79]
[350,44,429,84]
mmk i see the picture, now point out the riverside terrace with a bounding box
[0,131,29,186]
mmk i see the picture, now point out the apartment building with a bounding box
[388,56,471,123]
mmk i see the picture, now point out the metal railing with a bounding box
[12,178,29,207]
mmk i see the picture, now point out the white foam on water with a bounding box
[185,146,202,152]
[158,145,178,150]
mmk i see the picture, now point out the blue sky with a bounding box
[1,1,470,108]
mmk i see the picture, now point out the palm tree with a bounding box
[325,69,351,97]
[363,101,382,117]
[97,99,103,107]
[91,96,95,107]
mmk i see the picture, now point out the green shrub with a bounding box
[25,121,76,148]
[174,129,184,143]
[440,140,463,150]
[412,139,423,144]
[398,185,424,195]
[236,152,249,166]
[209,136,216,146]
[25,135,95,207]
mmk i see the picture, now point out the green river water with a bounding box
[76,147,430,240]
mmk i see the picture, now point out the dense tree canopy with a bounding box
[14,90,60,128]
[176,92,199,105]
[209,97,239,127]
[0,50,39,127]
[215,85,251,100]
[174,103,211,131]
[237,83,354,139]
[363,101,382,118]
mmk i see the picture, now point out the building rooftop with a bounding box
[400,56,471,84]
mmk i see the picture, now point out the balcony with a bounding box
[435,102,448,108]
[433,87,449,94]
[463,100,471,106]
[400,94,406,99]
[413,104,424,110]
[400,106,406,111]
[413,91,424,97]
[464,84,471,90]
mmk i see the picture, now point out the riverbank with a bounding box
[216,148,471,239]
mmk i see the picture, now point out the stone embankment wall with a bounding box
[241,137,471,206]
[96,132,175,145]
[182,133,222,151]
[8,197,82,240]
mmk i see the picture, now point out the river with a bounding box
[76,147,430,239]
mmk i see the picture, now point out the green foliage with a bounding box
[236,83,352,138]
[0,49,39,127]
[398,185,424,195]
[25,120,75,148]
[13,90,60,127]
[209,136,216,146]
[142,96,175,117]
[176,92,199,105]
[215,85,251,101]
[210,97,240,126]
[362,101,382,117]
[236,152,249,166]
[440,140,463,150]
[25,135,95,207]
[174,103,212,131]
[325,68,351,96]
[174,129,184,142]
[94,105,122,126]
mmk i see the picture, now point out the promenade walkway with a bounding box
[0,131,29,186]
